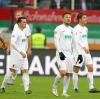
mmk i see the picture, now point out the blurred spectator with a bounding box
[26,0,33,5]
[49,0,71,10]
[93,0,100,10]
[38,0,51,9]
[14,10,25,20]
[9,0,19,5]
[75,0,93,10]
[9,0,33,8]
[18,0,25,7]
[32,26,46,49]
[0,0,8,7]
[9,10,25,30]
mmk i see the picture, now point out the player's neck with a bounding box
[79,23,85,27]
[63,23,69,27]
[20,28,24,31]
[18,25,24,31]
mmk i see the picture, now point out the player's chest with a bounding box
[78,29,87,38]
[61,28,73,40]
[18,33,27,43]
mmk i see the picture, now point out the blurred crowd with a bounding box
[0,0,33,8]
[49,0,100,10]
[0,0,100,10]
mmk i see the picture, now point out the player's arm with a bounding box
[72,31,83,63]
[54,28,65,60]
[26,25,32,56]
[54,28,62,52]
[27,35,32,56]
[11,31,20,52]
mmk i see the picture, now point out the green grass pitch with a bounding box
[0,76,100,99]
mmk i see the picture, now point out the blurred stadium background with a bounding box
[0,0,100,99]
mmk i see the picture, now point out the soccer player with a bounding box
[14,10,32,57]
[52,12,74,97]
[72,12,99,93]
[0,17,32,94]
[7,10,32,85]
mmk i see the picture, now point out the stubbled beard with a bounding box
[65,23,70,25]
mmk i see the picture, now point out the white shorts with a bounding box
[56,52,74,73]
[74,53,92,67]
[9,51,28,71]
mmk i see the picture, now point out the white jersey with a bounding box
[11,26,28,53]
[9,24,30,70]
[14,23,31,37]
[73,24,89,54]
[54,24,73,56]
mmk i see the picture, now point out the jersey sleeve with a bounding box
[54,27,61,52]
[25,24,31,37]
[13,24,18,31]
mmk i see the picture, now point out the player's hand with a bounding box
[20,52,26,58]
[76,54,83,64]
[59,52,66,60]
[26,49,32,57]
[83,47,90,54]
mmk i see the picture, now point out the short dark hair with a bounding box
[35,26,41,33]
[77,12,86,21]
[62,12,71,18]
[17,17,26,24]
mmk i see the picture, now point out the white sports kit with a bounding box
[73,24,92,67]
[9,24,31,71]
[54,24,74,73]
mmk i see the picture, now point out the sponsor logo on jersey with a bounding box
[64,35,72,39]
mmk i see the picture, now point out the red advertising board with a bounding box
[0,8,100,24]
[0,8,11,20]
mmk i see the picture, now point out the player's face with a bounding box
[20,19,27,29]
[63,14,71,25]
[15,12,23,20]
[81,15,88,25]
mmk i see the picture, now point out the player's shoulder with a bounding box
[26,24,30,29]
[14,23,30,29]
[68,26,73,30]
[74,24,83,32]
[74,24,80,29]
[13,24,20,31]
[12,24,19,34]
[84,26,88,30]
[55,24,64,31]
[13,24,20,32]
[14,23,18,28]
[56,24,64,29]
